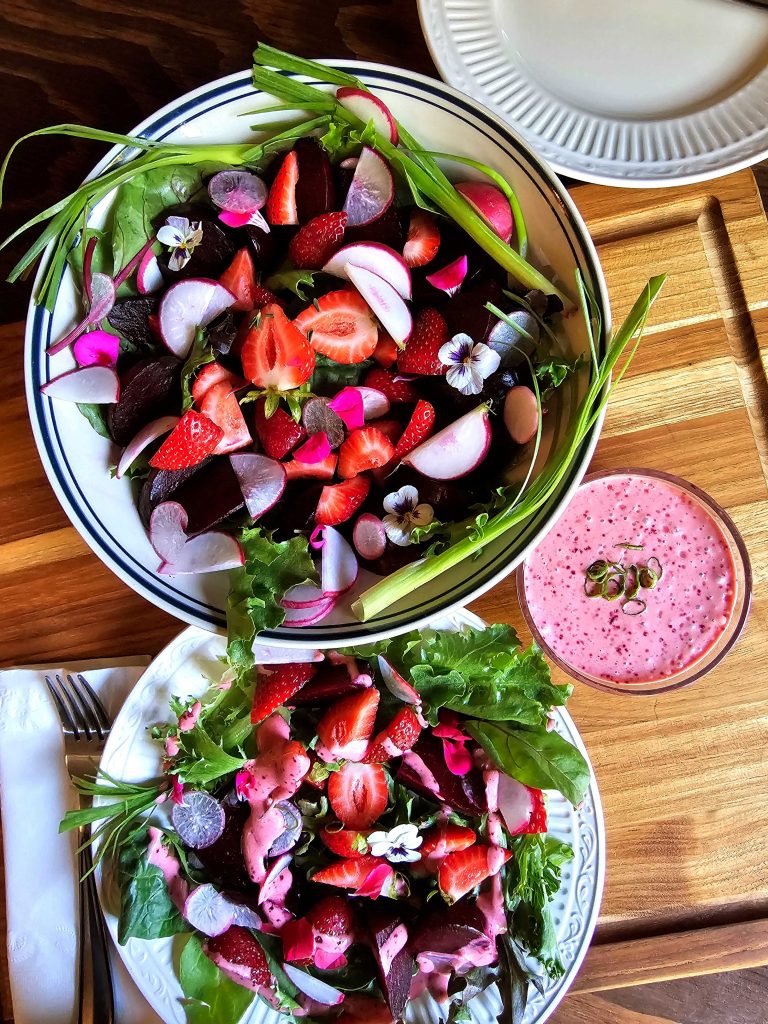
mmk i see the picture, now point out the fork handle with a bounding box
[78,833,115,1024]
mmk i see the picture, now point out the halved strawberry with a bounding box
[252,398,306,459]
[437,844,511,904]
[307,895,356,937]
[397,308,448,376]
[149,410,222,470]
[284,453,338,480]
[220,247,259,311]
[364,707,422,763]
[313,855,386,890]
[294,290,378,364]
[393,400,435,461]
[199,381,251,455]
[419,823,476,869]
[363,368,418,403]
[289,212,347,269]
[241,303,315,389]
[205,925,272,988]
[403,209,440,268]
[320,825,370,858]
[291,664,371,705]
[317,687,380,761]
[266,150,299,225]
[328,763,389,829]
[251,663,317,724]
[338,427,395,479]
[372,331,399,368]
[316,475,370,525]
[191,362,244,405]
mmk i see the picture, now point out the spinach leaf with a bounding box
[77,402,112,440]
[310,353,373,392]
[466,720,589,806]
[117,833,188,944]
[179,934,255,1024]
[180,327,215,412]
[250,931,301,1012]
[496,934,531,1024]
[264,265,319,300]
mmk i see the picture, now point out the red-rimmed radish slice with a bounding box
[116,415,179,479]
[150,501,244,574]
[208,169,268,213]
[254,644,324,664]
[497,775,542,835]
[342,147,394,228]
[455,181,513,243]
[503,386,539,445]
[171,790,225,848]
[354,386,390,420]
[426,254,468,297]
[282,597,338,627]
[258,853,292,906]
[229,453,286,519]
[346,264,412,345]
[40,365,120,403]
[73,329,119,368]
[218,895,262,929]
[377,654,421,706]
[336,87,398,145]
[402,405,491,480]
[46,272,117,356]
[137,248,164,294]
[353,514,386,561]
[281,583,328,610]
[283,964,345,1006]
[322,242,411,301]
[158,279,237,359]
[183,884,234,937]
[321,526,358,596]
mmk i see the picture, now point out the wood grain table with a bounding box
[1,5,768,1023]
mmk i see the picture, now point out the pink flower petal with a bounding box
[282,915,316,962]
[235,768,255,801]
[218,209,255,228]
[442,738,473,777]
[309,525,326,550]
[426,254,468,297]
[170,775,184,805]
[354,863,394,899]
[72,329,119,367]
[433,711,467,742]
[294,431,332,464]
[328,387,365,430]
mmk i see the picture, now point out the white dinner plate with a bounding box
[418,0,768,186]
[96,611,605,1024]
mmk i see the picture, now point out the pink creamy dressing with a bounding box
[524,474,737,684]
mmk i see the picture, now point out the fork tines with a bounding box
[44,673,111,739]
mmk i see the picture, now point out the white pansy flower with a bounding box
[367,823,423,863]
[156,216,204,272]
[438,332,501,396]
[382,485,434,547]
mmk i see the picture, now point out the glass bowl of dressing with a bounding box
[516,468,752,695]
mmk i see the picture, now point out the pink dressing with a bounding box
[147,826,188,910]
[177,699,202,732]
[524,474,737,684]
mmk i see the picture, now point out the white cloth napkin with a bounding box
[0,658,164,1024]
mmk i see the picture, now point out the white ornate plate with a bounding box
[96,613,605,1024]
[418,0,768,186]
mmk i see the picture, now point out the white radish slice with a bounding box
[336,86,398,145]
[219,895,262,929]
[342,147,394,227]
[503,386,539,445]
[150,501,244,574]
[402,405,491,480]
[208,169,268,213]
[281,583,328,610]
[229,453,286,520]
[346,263,412,345]
[183,884,234,937]
[322,242,411,301]
[283,964,345,1006]
[488,315,537,367]
[353,513,387,560]
[321,526,359,596]
[497,774,536,835]
[455,181,513,244]
[158,279,237,359]
[354,386,390,420]
[253,644,324,664]
[137,248,164,294]
[282,597,337,627]
[257,853,292,907]
[171,791,225,849]
[149,502,189,562]
[116,415,179,479]
[40,365,120,403]
[378,654,421,706]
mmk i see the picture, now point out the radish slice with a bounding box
[336,86,398,145]
[455,181,513,244]
[183,884,234,937]
[208,169,268,213]
[171,791,225,849]
[281,583,328,610]
[322,242,411,301]
[321,527,359,596]
[73,329,119,368]
[254,643,324,664]
[503,386,539,445]
[353,514,387,560]
[116,415,179,479]
[282,597,337,627]
[150,501,244,574]
[218,895,262,929]
[402,405,491,481]
[40,365,120,403]
[258,853,292,907]
[426,254,468,297]
[158,279,237,359]
[354,386,390,420]
[497,775,538,835]
[342,147,394,227]
[346,263,412,345]
[327,387,365,430]
[229,453,286,519]
[488,315,538,367]
[378,654,421,706]
[137,248,164,295]
[46,272,117,356]
[283,964,345,1006]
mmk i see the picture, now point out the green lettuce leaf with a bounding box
[77,402,112,439]
[264,265,319,300]
[180,326,215,412]
[310,353,373,392]
[179,934,255,1024]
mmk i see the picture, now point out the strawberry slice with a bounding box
[337,427,395,479]
[320,825,370,858]
[403,209,440,268]
[393,400,435,461]
[419,823,476,870]
[372,331,399,368]
[252,397,306,459]
[397,308,448,376]
[205,925,272,989]
[289,212,347,269]
[313,855,386,890]
[266,150,299,225]
[317,687,380,761]
[191,362,244,405]
[437,844,511,904]
[241,303,315,389]
[149,410,222,470]
[251,663,317,724]
[199,380,251,455]
[294,290,378,364]
[316,475,370,525]
[363,707,422,763]
[284,453,338,480]
[219,247,259,311]
[363,368,418,403]
[250,284,284,310]
[328,762,389,829]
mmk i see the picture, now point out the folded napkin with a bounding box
[0,658,164,1024]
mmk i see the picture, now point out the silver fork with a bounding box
[46,672,115,1024]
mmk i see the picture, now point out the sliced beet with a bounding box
[108,356,181,446]
[345,204,403,250]
[245,223,278,271]
[361,543,420,578]
[334,161,357,206]
[410,920,486,956]
[194,799,250,889]
[368,907,413,1021]
[172,456,245,536]
[397,734,487,817]
[392,467,476,520]
[107,296,159,350]
[443,278,504,344]
[154,204,237,281]
[138,459,211,528]
[258,480,324,538]
[294,138,336,222]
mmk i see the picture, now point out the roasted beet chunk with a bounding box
[108,356,181,446]
[155,204,236,280]
[396,733,487,817]
[171,456,246,535]
[107,296,159,350]
[138,460,211,528]
[294,138,336,222]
